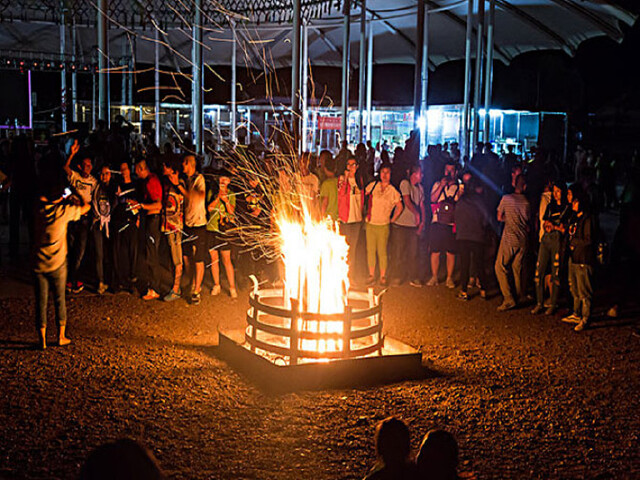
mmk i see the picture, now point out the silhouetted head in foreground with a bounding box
[79,438,164,480]
[417,429,459,480]
[375,417,411,467]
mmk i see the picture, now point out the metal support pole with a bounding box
[92,68,96,129]
[461,0,473,161]
[60,4,67,132]
[472,0,485,149]
[231,20,237,144]
[128,36,134,119]
[192,0,204,154]
[420,1,429,157]
[71,18,78,123]
[154,26,160,147]
[366,19,373,142]
[97,0,108,124]
[301,23,309,151]
[483,0,495,142]
[291,0,302,149]
[121,37,127,110]
[413,0,424,129]
[340,2,351,145]
[358,0,366,144]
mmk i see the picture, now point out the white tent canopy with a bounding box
[0,1,637,69]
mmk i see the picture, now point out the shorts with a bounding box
[429,223,456,254]
[208,230,232,252]
[183,225,208,263]
[166,231,183,267]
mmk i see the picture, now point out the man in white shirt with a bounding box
[63,140,97,293]
[299,152,319,211]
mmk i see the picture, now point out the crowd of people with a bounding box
[0,117,639,349]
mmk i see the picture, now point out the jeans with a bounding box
[365,223,390,274]
[495,241,527,304]
[112,222,138,288]
[34,261,67,330]
[389,224,419,282]
[68,214,91,284]
[92,222,112,285]
[143,215,163,292]
[568,260,593,319]
[339,221,362,278]
[535,231,562,307]
[458,240,488,294]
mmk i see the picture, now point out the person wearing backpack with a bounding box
[428,161,463,288]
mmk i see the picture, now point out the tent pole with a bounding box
[97,0,108,124]
[60,2,67,132]
[420,1,429,158]
[192,0,204,154]
[128,36,134,120]
[472,0,485,149]
[366,19,373,142]
[291,0,302,150]
[461,0,473,162]
[340,2,351,146]
[358,0,366,144]
[483,0,495,142]
[413,0,424,129]
[302,22,309,152]
[231,19,237,145]
[154,25,161,147]
[71,18,78,123]
[121,37,127,111]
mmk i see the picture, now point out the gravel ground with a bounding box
[0,269,638,480]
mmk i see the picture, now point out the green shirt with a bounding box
[206,189,236,233]
[320,177,339,220]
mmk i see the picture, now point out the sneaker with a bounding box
[561,313,581,324]
[229,288,238,299]
[410,280,423,288]
[211,284,221,296]
[366,275,376,286]
[607,305,619,318]
[574,319,588,332]
[544,306,557,316]
[142,289,160,301]
[445,277,455,289]
[163,289,181,302]
[531,304,544,315]
[71,281,84,294]
[379,277,389,287]
[457,291,469,301]
[479,289,487,300]
[97,282,108,295]
[66,282,73,293]
[191,291,201,305]
[497,301,516,312]
[426,277,438,287]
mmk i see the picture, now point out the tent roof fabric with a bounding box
[0,1,637,69]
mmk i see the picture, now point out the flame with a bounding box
[277,205,350,355]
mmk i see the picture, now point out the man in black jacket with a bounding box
[562,191,594,332]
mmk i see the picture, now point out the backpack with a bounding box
[436,185,458,225]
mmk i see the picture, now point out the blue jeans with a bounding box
[34,261,67,330]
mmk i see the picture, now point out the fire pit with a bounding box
[218,200,424,390]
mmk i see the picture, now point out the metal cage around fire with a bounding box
[245,277,385,365]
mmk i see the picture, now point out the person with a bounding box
[134,159,163,301]
[416,430,459,480]
[495,174,531,310]
[79,438,164,480]
[364,163,403,286]
[111,161,139,293]
[206,169,238,298]
[338,155,363,280]
[161,159,185,302]
[300,152,320,211]
[532,182,569,315]
[428,161,463,288]
[319,156,339,221]
[63,140,97,293]
[389,163,426,287]
[91,164,117,294]
[454,177,489,300]
[33,168,90,349]
[562,190,595,332]
[180,154,208,305]
[364,417,417,480]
